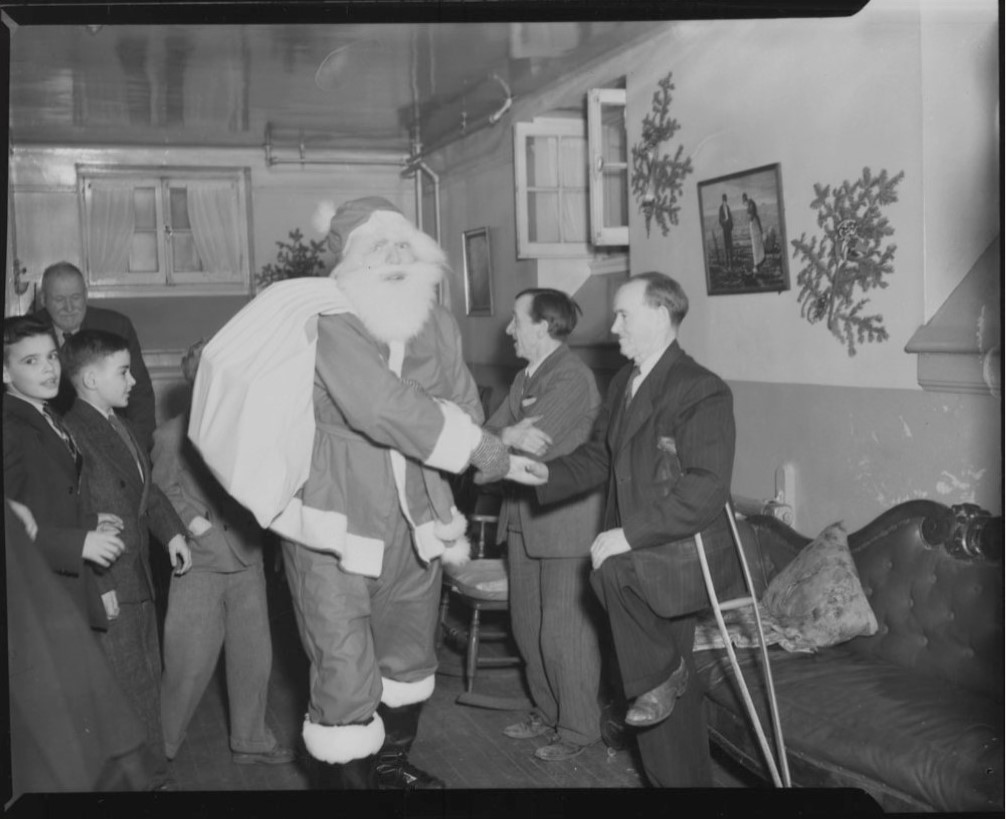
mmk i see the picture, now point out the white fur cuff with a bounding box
[380,674,435,708]
[302,713,385,764]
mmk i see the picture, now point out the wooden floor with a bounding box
[162,560,765,794]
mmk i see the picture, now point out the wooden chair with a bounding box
[437,492,529,709]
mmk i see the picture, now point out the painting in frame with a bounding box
[462,227,493,316]
[697,163,790,296]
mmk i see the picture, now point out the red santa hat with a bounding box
[317,196,403,273]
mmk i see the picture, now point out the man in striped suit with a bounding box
[485,289,606,761]
[515,272,742,787]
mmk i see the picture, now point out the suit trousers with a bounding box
[98,599,170,785]
[281,508,442,726]
[591,554,713,787]
[160,563,277,759]
[507,529,602,746]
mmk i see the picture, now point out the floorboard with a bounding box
[163,562,761,793]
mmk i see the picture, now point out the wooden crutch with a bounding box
[693,500,792,788]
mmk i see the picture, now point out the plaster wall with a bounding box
[434,1,1000,529]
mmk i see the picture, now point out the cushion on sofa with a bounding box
[694,522,878,653]
[696,647,1003,812]
[760,522,878,651]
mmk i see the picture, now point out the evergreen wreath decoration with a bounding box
[630,71,694,237]
[790,167,904,356]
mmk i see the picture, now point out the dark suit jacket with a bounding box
[539,341,741,618]
[485,344,604,558]
[34,305,157,452]
[151,412,264,572]
[3,394,107,629]
[6,504,153,793]
[64,400,186,604]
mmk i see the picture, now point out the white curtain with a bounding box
[88,186,134,276]
[559,136,587,243]
[188,185,241,275]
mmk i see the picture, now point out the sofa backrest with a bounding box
[746,501,1002,698]
[846,501,1003,697]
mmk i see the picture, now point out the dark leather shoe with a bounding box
[375,750,445,789]
[624,660,689,728]
[312,755,378,789]
[503,712,552,740]
[534,737,587,761]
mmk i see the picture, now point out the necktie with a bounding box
[60,329,74,347]
[625,365,641,408]
[43,404,79,461]
[108,412,143,478]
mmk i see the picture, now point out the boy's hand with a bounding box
[167,534,192,576]
[83,530,125,568]
[97,513,124,532]
[100,590,120,621]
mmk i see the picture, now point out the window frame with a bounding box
[513,117,592,259]
[587,87,629,247]
[77,164,253,297]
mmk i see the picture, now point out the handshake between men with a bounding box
[494,422,631,572]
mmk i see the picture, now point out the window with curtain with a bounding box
[514,118,591,259]
[79,166,251,295]
[514,110,629,262]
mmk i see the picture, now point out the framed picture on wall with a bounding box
[462,227,493,316]
[697,163,790,296]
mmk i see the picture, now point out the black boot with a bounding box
[375,703,445,789]
[311,754,378,789]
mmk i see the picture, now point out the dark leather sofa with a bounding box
[695,500,1003,813]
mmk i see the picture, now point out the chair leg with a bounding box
[465,608,481,693]
[436,586,450,652]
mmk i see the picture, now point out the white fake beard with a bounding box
[335,261,443,344]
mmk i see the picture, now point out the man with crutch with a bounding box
[511,271,743,787]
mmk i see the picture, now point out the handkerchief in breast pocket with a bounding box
[521,396,537,408]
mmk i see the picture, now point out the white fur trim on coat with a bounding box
[433,507,467,541]
[425,400,483,473]
[270,498,385,577]
[380,674,436,708]
[440,534,471,567]
[302,713,385,764]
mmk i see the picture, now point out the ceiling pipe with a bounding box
[408,72,514,163]
[263,123,407,168]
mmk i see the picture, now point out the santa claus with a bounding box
[191,196,538,789]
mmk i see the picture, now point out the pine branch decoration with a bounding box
[630,72,694,237]
[790,167,904,355]
[255,228,328,291]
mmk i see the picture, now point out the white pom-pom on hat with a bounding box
[311,200,337,236]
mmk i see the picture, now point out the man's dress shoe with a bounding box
[624,660,689,728]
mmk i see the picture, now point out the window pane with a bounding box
[528,191,559,243]
[526,136,558,187]
[172,232,203,272]
[560,190,588,243]
[133,187,156,229]
[603,169,629,228]
[558,136,587,187]
[169,187,191,230]
[601,105,626,163]
[129,232,159,272]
